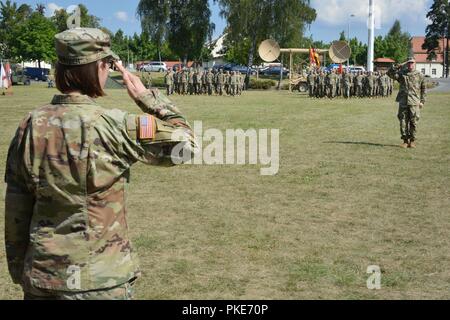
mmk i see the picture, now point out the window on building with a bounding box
[421,68,426,74]
[432,69,437,75]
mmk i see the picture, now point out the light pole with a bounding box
[367,0,375,72]
[347,14,355,67]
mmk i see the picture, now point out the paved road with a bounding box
[429,77,450,92]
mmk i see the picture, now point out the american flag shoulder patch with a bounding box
[138,115,156,140]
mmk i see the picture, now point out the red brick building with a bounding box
[411,36,447,78]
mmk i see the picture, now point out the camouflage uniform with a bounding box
[315,72,325,98]
[188,68,195,95]
[164,69,174,96]
[206,70,214,95]
[355,72,364,98]
[307,72,316,98]
[343,72,353,99]
[180,70,188,95]
[387,61,426,143]
[215,70,224,96]
[173,69,180,94]
[140,71,152,89]
[5,27,196,300]
[326,71,337,99]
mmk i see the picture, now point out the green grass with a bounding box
[1,83,450,299]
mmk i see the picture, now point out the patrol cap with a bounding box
[55,28,119,66]
[406,57,416,64]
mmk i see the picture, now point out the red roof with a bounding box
[411,36,445,63]
[374,57,395,63]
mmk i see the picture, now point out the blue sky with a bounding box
[16,0,433,43]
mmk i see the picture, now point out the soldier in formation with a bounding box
[307,68,394,99]
[169,67,245,97]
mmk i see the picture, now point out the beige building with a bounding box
[411,36,446,78]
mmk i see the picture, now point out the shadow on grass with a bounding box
[324,141,401,148]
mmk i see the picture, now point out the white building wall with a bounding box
[416,63,444,78]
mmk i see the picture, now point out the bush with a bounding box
[249,79,276,90]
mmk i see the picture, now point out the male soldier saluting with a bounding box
[387,58,426,148]
[4,27,196,300]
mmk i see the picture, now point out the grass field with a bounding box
[0,83,449,300]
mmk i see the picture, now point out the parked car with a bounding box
[260,66,289,77]
[140,62,168,72]
[24,67,49,81]
[349,66,366,73]
[212,64,225,72]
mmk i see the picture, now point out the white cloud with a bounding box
[115,11,128,22]
[311,0,429,29]
[45,3,63,17]
[66,5,78,14]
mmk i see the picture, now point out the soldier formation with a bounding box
[164,68,247,97]
[307,69,394,99]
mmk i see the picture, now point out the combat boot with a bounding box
[401,140,409,149]
[409,140,417,149]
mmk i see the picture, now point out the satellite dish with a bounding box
[258,39,281,62]
[329,41,352,64]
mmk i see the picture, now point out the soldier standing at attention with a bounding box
[367,72,375,98]
[343,69,353,99]
[356,71,365,98]
[224,71,231,95]
[180,68,188,95]
[188,68,195,95]
[326,70,337,99]
[206,69,214,95]
[387,58,426,148]
[201,69,207,95]
[316,71,325,98]
[307,71,316,98]
[140,70,152,89]
[230,71,237,96]
[4,27,196,300]
[164,69,174,96]
[173,67,180,94]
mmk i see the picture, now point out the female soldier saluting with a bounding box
[4,27,196,300]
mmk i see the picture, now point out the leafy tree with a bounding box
[14,11,57,67]
[339,30,346,41]
[35,3,45,15]
[51,8,69,32]
[372,20,410,63]
[349,37,367,66]
[137,0,214,63]
[0,0,32,59]
[423,0,449,77]
[216,0,316,68]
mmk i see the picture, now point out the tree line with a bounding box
[0,0,447,72]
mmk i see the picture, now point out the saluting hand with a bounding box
[114,61,148,100]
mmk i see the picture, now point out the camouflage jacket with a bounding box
[387,67,426,106]
[5,90,196,292]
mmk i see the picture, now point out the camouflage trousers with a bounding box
[23,280,136,300]
[398,104,420,141]
[166,84,173,96]
[308,84,315,97]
